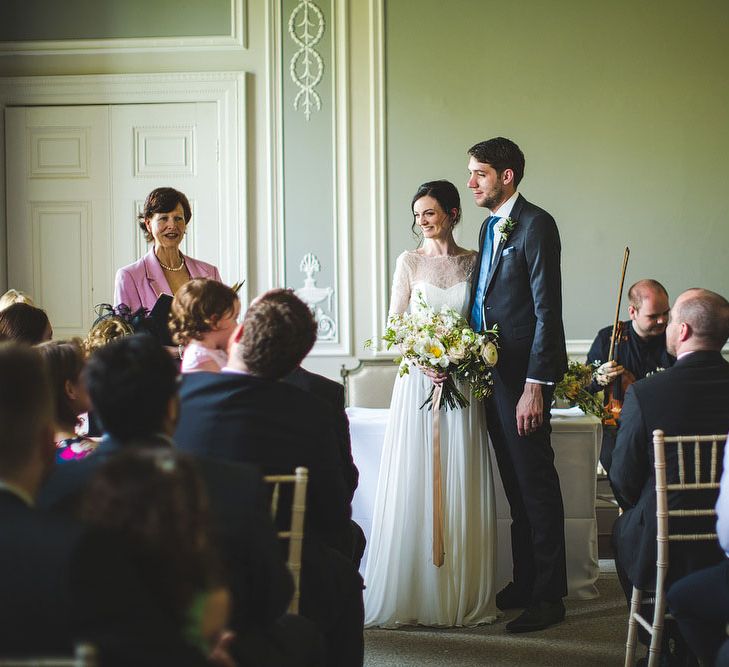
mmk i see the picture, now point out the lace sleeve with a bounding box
[388,252,412,315]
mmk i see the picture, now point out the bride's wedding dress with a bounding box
[364,250,499,628]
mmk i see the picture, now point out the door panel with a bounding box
[110,102,219,277]
[6,106,110,339]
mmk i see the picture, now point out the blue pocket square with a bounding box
[501,246,516,257]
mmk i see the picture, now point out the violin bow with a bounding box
[607,246,630,363]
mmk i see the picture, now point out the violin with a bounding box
[603,247,635,427]
[603,320,636,427]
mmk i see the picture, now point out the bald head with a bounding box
[628,279,668,310]
[666,288,729,356]
[627,279,670,340]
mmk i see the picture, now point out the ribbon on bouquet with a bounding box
[431,383,445,567]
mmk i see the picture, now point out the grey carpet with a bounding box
[364,571,628,666]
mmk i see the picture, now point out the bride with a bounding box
[364,180,499,628]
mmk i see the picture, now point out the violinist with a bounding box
[586,279,675,472]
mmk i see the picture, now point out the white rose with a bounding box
[481,341,498,366]
[449,342,466,362]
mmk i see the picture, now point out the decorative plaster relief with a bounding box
[295,253,336,340]
[288,0,325,120]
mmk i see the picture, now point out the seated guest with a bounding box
[282,365,359,505]
[666,432,729,666]
[174,289,364,667]
[39,334,322,667]
[82,449,231,655]
[0,302,52,344]
[170,278,240,373]
[37,340,98,462]
[587,279,674,472]
[0,342,206,664]
[610,289,729,661]
[175,289,355,555]
[0,288,33,311]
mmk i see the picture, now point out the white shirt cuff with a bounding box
[526,378,555,386]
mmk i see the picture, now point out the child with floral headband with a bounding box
[169,279,240,373]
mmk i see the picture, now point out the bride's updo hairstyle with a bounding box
[410,180,462,239]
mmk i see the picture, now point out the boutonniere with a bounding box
[496,217,517,242]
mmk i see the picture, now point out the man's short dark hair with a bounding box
[468,137,526,187]
[84,334,178,441]
[676,288,729,350]
[235,289,317,379]
[0,343,53,475]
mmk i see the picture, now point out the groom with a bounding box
[467,137,568,632]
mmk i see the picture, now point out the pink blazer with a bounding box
[114,249,222,311]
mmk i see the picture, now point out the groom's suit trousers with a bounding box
[486,378,568,603]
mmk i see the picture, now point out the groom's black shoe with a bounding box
[505,600,565,633]
[495,582,530,610]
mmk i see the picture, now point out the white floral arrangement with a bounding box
[367,291,499,410]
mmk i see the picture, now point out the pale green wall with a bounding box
[0,0,230,41]
[386,0,729,340]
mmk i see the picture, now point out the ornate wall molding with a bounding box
[288,0,326,120]
[295,253,336,340]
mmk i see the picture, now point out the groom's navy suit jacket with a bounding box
[468,193,567,387]
[468,193,568,603]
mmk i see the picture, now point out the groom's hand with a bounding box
[516,382,543,436]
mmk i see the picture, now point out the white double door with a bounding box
[6,102,220,338]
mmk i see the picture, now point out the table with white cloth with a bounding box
[348,405,602,600]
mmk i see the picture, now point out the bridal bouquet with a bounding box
[368,291,499,410]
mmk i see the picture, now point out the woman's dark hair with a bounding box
[170,278,239,346]
[37,340,86,430]
[81,449,221,623]
[0,303,51,345]
[138,187,192,243]
[410,180,462,238]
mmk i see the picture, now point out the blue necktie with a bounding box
[470,215,500,332]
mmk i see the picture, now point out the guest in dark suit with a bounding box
[466,137,568,632]
[283,365,358,500]
[38,334,321,667]
[174,289,365,667]
[0,342,205,665]
[282,365,365,567]
[610,288,729,661]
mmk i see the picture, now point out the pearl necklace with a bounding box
[157,253,185,272]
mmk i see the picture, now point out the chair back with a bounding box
[624,430,726,667]
[341,359,398,408]
[263,466,308,614]
[0,644,96,667]
[654,429,725,583]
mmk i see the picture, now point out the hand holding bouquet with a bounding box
[368,291,499,410]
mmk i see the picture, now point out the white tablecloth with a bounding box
[348,406,602,600]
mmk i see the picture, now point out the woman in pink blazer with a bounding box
[114,188,221,312]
